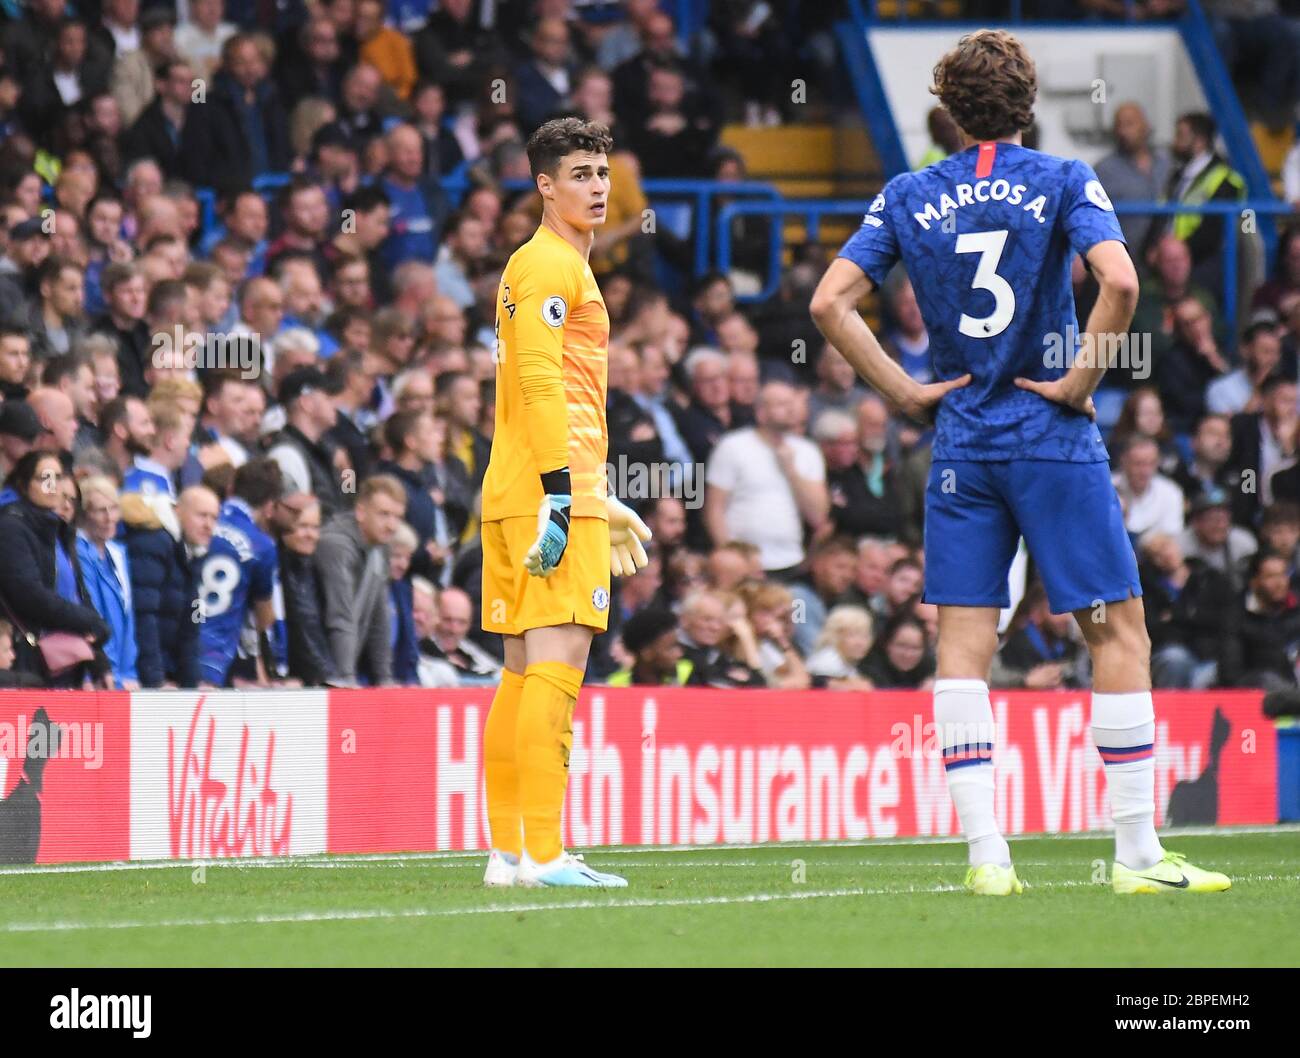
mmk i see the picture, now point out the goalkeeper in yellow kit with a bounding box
[479,117,651,888]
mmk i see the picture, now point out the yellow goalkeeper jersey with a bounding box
[482,223,610,522]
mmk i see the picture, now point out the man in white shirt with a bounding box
[175,0,236,81]
[705,381,829,573]
[1112,436,1184,542]
[1205,318,1284,416]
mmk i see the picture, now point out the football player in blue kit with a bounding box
[811,29,1229,896]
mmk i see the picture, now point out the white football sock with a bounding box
[1092,691,1163,871]
[934,678,1010,867]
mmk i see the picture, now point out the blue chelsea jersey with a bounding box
[197,498,279,685]
[837,142,1127,462]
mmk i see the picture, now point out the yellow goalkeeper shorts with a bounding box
[480,515,611,636]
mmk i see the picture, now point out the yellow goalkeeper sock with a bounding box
[517,660,584,864]
[484,669,525,856]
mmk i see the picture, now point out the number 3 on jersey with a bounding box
[956,229,1015,339]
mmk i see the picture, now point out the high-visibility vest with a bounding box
[1173,161,1245,242]
[606,659,694,687]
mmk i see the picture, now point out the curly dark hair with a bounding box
[525,117,613,180]
[930,29,1037,142]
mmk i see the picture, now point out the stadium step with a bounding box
[719,123,882,272]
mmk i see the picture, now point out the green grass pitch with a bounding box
[1,828,1297,967]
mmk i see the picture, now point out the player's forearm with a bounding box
[518,351,570,472]
[812,297,917,408]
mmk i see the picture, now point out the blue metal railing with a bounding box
[197,175,781,280]
[715,196,1294,331]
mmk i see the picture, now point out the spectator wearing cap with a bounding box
[0,217,52,322]
[1236,551,1300,690]
[75,476,139,689]
[1179,486,1258,591]
[1113,436,1184,544]
[0,450,112,687]
[0,326,33,402]
[260,327,322,436]
[110,7,176,127]
[315,474,407,686]
[0,401,44,489]
[1137,531,1237,689]
[125,483,214,687]
[607,607,691,686]
[267,367,344,516]
[1205,319,1286,416]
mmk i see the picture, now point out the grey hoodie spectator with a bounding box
[314,474,406,685]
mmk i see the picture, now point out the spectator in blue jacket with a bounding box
[389,521,420,686]
[123,484,217,687]
[76,476,139,688]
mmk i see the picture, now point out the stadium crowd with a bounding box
[0,0,1297,694]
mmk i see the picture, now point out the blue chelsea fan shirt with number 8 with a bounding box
[837,142,1127,463]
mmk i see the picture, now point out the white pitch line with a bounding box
[5,873,1297,935]
[1,823,1295,877]
[0,885,966,933]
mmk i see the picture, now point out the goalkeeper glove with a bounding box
[607,495,652,576]
[523,468,572,577]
